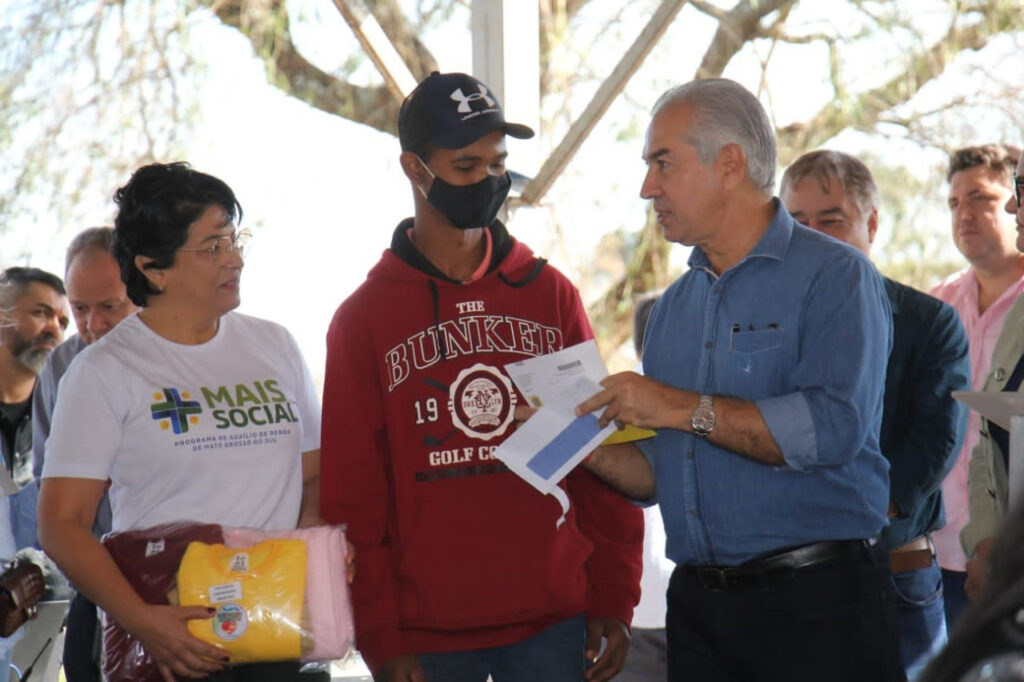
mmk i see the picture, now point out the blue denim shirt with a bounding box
[638,202,892,567]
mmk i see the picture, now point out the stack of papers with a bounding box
[496,340,654,525]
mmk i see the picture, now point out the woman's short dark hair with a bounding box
[112,162,242,307]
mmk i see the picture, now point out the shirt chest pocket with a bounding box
[724,328,783,392]
[730,328,781,354]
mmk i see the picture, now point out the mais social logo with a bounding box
[151,380,298,435]
[150,388,203,434]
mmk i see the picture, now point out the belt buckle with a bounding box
[698,567,731,591]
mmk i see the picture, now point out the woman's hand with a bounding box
[127,603,230,680]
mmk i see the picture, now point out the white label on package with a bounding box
[229,552,250,572]
[145,539,165,557]
[209,581,243,604]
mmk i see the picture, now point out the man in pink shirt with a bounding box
[930,143,1023,630]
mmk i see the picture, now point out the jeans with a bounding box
[666,544,905,682]
[891,558,947,680]
[417,614,586,682]
[941,568,969,633]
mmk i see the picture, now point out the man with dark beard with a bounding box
[0,267,68,543]
[0,266,68,671]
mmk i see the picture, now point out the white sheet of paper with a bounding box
[496,384,616,493]
[1011,416,1024,510]
[493,394,616,526]
[496,341,616,525]
[505,340,609,414]
[951,390,1024,432]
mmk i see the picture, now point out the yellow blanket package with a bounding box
[177,539,307,662]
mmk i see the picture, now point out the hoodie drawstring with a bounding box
[428,279,448,361]
[429,258,548,361]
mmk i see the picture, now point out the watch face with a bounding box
[693,411,714,432]
[692,398,715,435]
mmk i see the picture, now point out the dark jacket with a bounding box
[879,277,970,549]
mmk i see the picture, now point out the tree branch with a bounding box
[203,0,432,135]
[695,0,797,79]
[689,0,729,22]
[587,209,674,360]
[775,2,1024,164]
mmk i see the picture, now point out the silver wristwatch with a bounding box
[691,394,716,437]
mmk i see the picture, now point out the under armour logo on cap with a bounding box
[398,72,534,152]
[450,85,496,114]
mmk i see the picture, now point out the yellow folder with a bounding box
[601,424,657,445]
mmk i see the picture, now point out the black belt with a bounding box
[684,539,875,591]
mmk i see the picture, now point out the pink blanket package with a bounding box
[222,525,354,662]
[100,521,354,681]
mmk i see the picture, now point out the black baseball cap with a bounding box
[398,72,535,152]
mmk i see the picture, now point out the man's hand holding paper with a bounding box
[575,371,688,431]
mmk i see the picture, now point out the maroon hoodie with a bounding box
[320,220,642,672]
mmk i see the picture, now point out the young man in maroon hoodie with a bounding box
[320,72,643,682]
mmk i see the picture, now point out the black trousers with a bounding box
[63,592,100,682]
[666,544,906,682]
[203,661,331,681]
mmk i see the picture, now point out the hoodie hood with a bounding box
[380,218,546,288]
[375,218,549,360]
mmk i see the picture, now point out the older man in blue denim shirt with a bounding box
[578,79,904,681]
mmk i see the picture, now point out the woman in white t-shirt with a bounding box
[38,163,328,682]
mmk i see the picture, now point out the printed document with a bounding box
[497,340,651,525]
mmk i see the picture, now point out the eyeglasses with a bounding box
[1015,175,1024,208]
[178,229,252,261]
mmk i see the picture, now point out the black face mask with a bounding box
[420,163,512,230]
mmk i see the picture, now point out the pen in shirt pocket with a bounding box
[731,322,780,332]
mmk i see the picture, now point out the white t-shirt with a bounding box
[42,312,321,533]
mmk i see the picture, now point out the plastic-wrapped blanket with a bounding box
[178,539,307,662]
[99,521,353,681]
[101,522,224,682]
[222,525,354,661]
